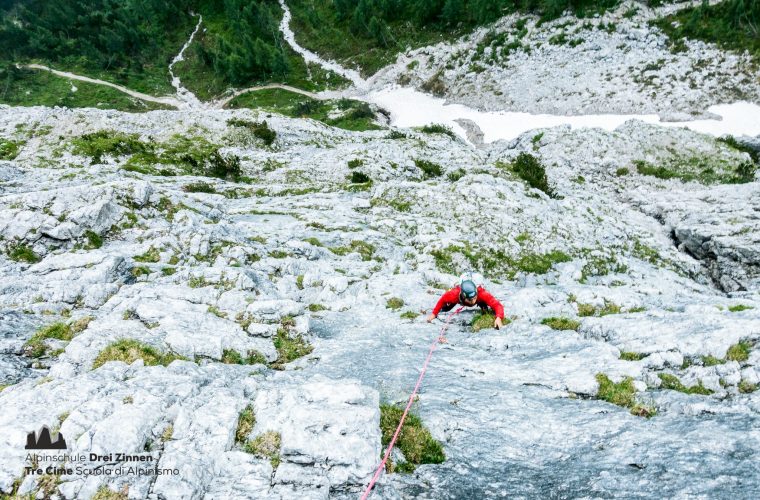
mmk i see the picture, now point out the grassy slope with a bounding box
[0,4,196,109]
[0,68,174,111]
[653,1,760,64]
[286,1,464,77]
[225,88,381,131]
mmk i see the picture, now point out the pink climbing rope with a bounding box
[360,306,464,500]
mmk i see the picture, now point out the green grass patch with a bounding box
[577,300,621,317]
[739,380,758,393]
[303,238,323,247]
[658,373,713,395]
[161,424,173,442]
[71,130,152,164]
[226,90,379,131]
[386,297,405,310]
[92,339,186,369]
[134,247,161,263]
[183,182,217,194]
[548,32,569,45]
[124,135,242,181]
[379,404,445,473]
[268,250,289,259]
[243,431,281,469]
[619,351,646,361]
[634,160,680,180]
[227,119,277,146]
[225,87,303,111]
[596,373,635,407]
[419,124,456,139]
[726,341,751,362]
[728,304,754,312]
[308,303,327,312]
[631,240,662,266]
[131,265,152,278]
[7,243,41,264]
[541,317,581,331]
[431,243,570,280]
[414,159,443,178]
[471,311,496,332]
[71,132,242,181]
[235,405,256,443]
[701,355,725,367]
[208,306,226,318]
[513,250,573,274]
[596,373,656,418]
[329,240,375,261]
[271,328,313,369]
[187,276,209,288]
[634,157,755,185]
[506,152,556,198]
[348,159,364,169]
[515,232,531,244]
[25,318,91,358]
[221,348,266,366]
[447,168,466,182]
[400,311,419,320]
[580,253,628,283]
[0,65,174,111]
[91,486,128,500]
[349,171,372,184]
[371,196,412,212]
[0,138,23,160]
[718,135,760,164]
[83,230,103,250]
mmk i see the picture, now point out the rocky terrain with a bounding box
[1,1,760,498]
[1,99,759,498]
[371,1,760,116]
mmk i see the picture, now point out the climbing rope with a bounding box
[360,306,464,500]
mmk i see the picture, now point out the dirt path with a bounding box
[22,64,182,108]
[212,84,325,109]
[22,64,330,110]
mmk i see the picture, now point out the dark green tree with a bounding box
[442,0,465,25]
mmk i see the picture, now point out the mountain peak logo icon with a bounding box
[25,426,67,450]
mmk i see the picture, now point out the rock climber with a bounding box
[426,275,505,329]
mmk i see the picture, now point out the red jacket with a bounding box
[432,285,505,319]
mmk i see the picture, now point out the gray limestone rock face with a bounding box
[1,77,759,498]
